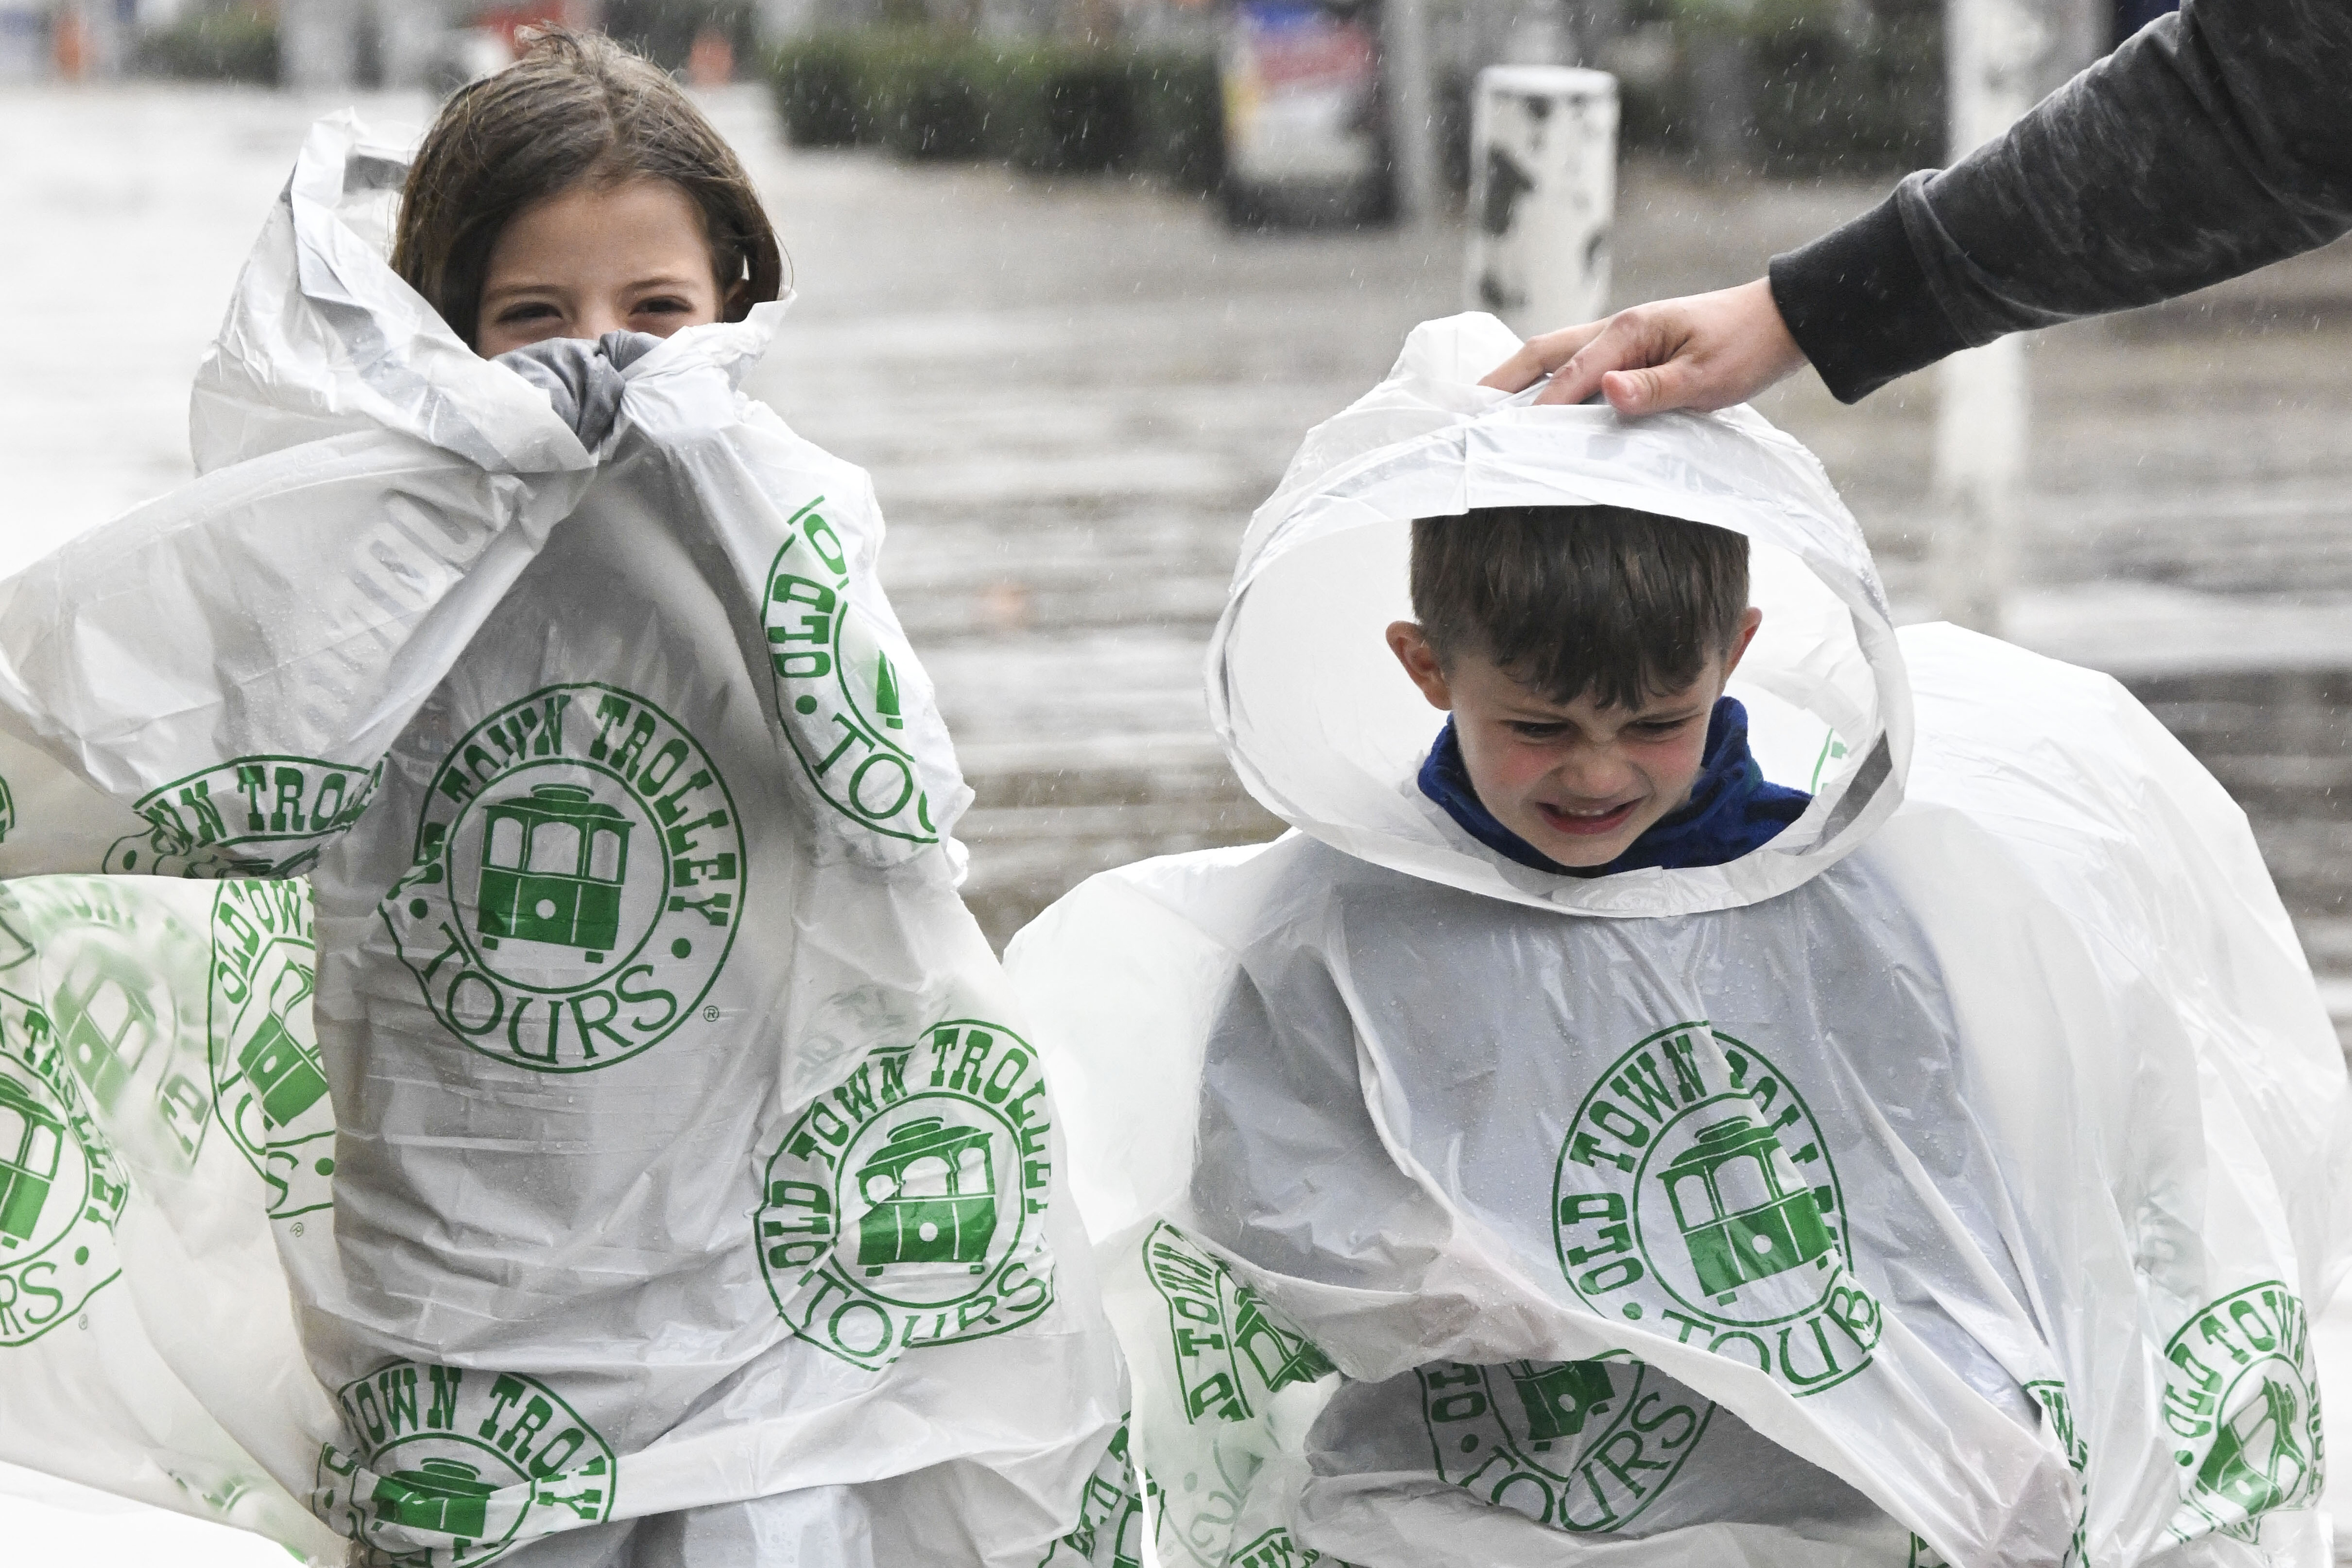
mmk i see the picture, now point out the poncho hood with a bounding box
[147,113,968,870]
[1211,311,1906,917]
[189,111,791,479]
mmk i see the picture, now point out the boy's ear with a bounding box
[1719,606,1764,680]
[1387,622,1454,711]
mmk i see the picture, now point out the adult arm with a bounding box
[1781,0,2352,400]
[1491,0,2352,409]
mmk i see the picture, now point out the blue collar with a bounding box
[1416,697,1811,876]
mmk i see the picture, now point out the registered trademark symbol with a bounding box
[702,1006,721,1022]
[77,1315,88,1331]
[291,1222,305,1236]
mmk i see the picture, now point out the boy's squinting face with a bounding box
[475,177,731,355]
[1388,610,1762,869]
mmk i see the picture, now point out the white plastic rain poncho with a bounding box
[0,115,1124,1566]
[1004,313,2352,1568]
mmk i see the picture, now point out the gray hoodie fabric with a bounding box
[1768,0,2352,401]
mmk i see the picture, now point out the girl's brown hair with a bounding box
[392,28,785,348]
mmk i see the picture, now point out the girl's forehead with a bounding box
[489,180,715,263]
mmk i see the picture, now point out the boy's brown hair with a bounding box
[392,28,785,348]
[1409,506,1750,711]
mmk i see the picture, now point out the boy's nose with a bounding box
[1551,749,1637,801]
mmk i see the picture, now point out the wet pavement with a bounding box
[9,82,2352,950]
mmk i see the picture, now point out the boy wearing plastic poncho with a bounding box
[0,36,1122,1568]
[1007,314,2352,1567]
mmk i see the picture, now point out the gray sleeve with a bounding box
[1768,0,2352,402]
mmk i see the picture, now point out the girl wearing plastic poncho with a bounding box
[1006,313,2352,1567]
[0,31,1122,1568]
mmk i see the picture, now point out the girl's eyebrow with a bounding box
[479,272,706,301]
[479,279,565,300]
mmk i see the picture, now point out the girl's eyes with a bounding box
[490,297,697,330]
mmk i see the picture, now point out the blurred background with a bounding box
[2,0,2352,1557]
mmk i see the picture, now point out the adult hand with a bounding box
[1480,278,1809,415]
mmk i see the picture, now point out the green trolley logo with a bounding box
[1142,1223,1334,1424]
[385,684,743,1072]
[108,756,381,877]
[316,1362,615,1565]
[2161,1282,2323,1544]
[0,991,126,1344]
[210,881,334,1219]
[6,883,214,1173]
[757,1021,1054,1369]
[1227,1530,1353,1567]
[1037,1422,1144,1568]
[764,497,942,846]
[1553,1024,1880,1396]
[1418,1356,1711,1533]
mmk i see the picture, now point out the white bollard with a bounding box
[1466,66,1619,339]
[1928,0,2091,633]
[377,0,448,92]
[1381,0,1444,230]
[1930,334,2029,633]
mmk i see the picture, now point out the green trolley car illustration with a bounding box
[372,1456,495,1537]
[0,1079,64,1249]
[53,944,161,1112]
[1506,1360,1616,1445]
[235,959,325,1130]
[2197,1376,2309,1520]
[1659,1114,1834,1302]
[476,784,633,962]
[855,1117,997,1271]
